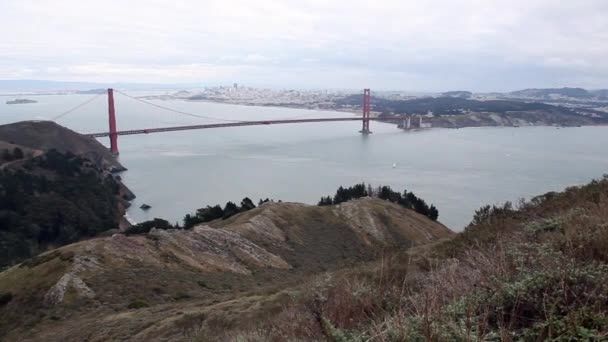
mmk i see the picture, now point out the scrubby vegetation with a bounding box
[127,299,150,309]
[1,147,24,162]
[0,292,12,306]
[319,183,439,221]
[212,175,608,341]
[123,218,177,235]
[0,150,120,268]
[182,197,258,228]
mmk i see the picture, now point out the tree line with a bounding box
[181,197,270,229]
[318,183,439,221]
[125,197,276,235]
[127,183,439,238]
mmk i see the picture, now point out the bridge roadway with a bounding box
[85,117,403,138]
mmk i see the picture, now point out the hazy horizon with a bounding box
[0,79,605,95]
[1,1,607,92]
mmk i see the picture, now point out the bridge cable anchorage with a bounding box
[51,93,104,121]
[113,90,254,123]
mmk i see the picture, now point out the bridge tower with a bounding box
[360,88,371,134]
[107,88,119,155]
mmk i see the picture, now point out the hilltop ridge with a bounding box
[0,121,124,171]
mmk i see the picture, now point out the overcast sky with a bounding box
[1,0,607,91]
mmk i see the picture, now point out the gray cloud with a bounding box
[1,0,607,91]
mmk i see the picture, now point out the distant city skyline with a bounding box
[0,79,606,95]
[1,0,607,92]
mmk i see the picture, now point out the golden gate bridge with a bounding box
[53,88,405,155]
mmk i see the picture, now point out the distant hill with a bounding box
[592,89,608,99]
[338,95,577,116]
[509,87,593,98]
[0,198,452,340]
[337,94,606,127]
[0,121,124,171]
[441,90,472,98]
[75,88,107,94]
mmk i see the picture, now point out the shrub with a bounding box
[127,299,150,309]
[318,183,439,220]
[12,147,24,159]
[524,217,563,234]
[123,218,175,235]
[0,292,13,306]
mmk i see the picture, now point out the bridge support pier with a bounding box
[108,88,119,155]
[360,88,371,134]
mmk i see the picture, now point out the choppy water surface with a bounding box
[2,93,608,230]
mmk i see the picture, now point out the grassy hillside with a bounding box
[223,176,608,341]
[0,198,452,341]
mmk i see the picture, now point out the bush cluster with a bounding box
[182,197,258,229]
[123,218,176,236]
[1,147,24,162]
[318,183,439,221]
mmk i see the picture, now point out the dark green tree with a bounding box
[12,147,24,160]
[318,196,333,206]
[333,186,348,204]
[240,197,256,211]
[183,214,201,229]
[318,183,439,221]
[2,149,12,161]
[429,205,439,221]
[222,201,239,219]
[196,205,224,222]
[125,218,175,235]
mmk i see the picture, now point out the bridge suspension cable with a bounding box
[51,93,105,121]
[113,90,252,123]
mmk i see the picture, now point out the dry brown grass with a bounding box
[219,176,608,341]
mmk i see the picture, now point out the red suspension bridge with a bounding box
[56,88,404,155]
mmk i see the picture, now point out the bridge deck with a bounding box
[85,117,403,137]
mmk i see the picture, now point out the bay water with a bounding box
[2,93,608,231]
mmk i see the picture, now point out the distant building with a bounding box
[233,83,238,89]
[419,116,432,128]
[401,115,431,130]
